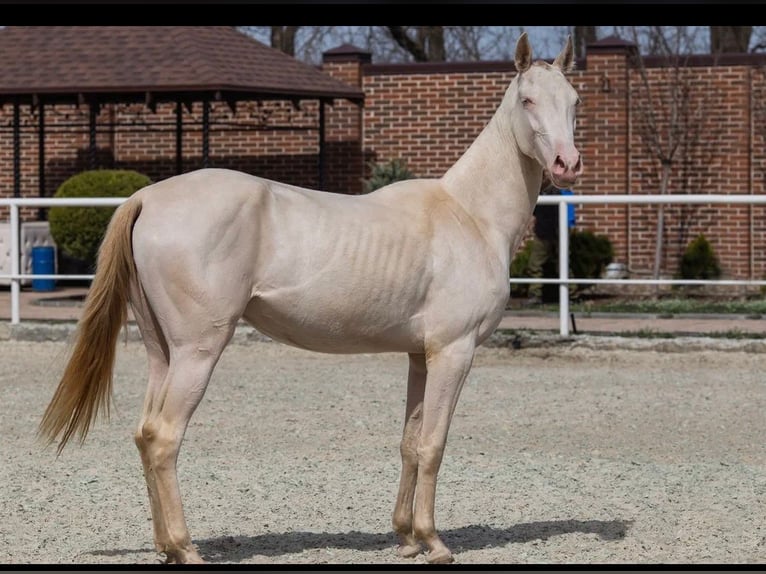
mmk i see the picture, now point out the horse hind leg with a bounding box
[130,283,240,564]
[134,352,172,560]
[131,292,173,559]
[139,331,235,564]
[392,353,426,558]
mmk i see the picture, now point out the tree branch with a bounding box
[386,26,430,62]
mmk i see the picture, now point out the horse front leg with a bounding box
[413,338,475,564]
[392,353,427,558]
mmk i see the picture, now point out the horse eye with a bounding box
[522,97,534,107]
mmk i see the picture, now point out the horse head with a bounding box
[511,32,583,189]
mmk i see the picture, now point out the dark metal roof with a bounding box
[0,26,364,105]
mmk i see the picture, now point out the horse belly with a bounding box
[243,293,425,354]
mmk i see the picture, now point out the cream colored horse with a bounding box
[39,33,581,564]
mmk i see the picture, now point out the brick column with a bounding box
[321,44,370,194]
[578,36,636,268]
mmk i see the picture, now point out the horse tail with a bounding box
[38,193,144,455]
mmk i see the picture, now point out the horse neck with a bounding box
[440,87,543,264]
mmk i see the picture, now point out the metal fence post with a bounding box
[558,199,569,337]
[10,203,20,325]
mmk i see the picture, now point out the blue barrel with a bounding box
[31,246,56,292]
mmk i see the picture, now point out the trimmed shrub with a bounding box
[570,229,614,291]
[509,230,614,300]
[48,170,151,269]
[679,234,721,279]
[363,158,415,193]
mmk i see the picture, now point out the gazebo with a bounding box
[0,26,364,201]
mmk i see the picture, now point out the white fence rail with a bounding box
[3,195,766,334]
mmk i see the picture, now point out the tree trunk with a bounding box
[573,26,597,59]
[421,26,446,61]
[710,26,752,53]
[270,26,300,57]
[387,26,446,62]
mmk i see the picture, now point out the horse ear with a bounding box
[514,32,532,74]
[553,35,575,73]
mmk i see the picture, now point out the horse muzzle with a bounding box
[549,149,582,189]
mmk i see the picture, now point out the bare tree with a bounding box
[241,26,766,63]
[385,26,532,62]
[238,26,337,64]
[710,26,752,53]
[446,26,485,60]
[752,27,766,52]
[386,26,446,62]
[240,26,547,64]
[627,26,711,285]
[611,26,766,54]
[573,26,598,59]
[270,26,300,57]
[443,26,515,61]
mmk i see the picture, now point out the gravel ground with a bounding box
[2,339,766,565]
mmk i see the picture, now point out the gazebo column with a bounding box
[175,101,183,175]
[12,101,20,198]
[202,100,210,168]
[88,102,98,170]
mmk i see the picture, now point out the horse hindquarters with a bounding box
[129,206,255,564]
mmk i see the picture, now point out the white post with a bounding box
[558,200,569,337]
[10,203,20,325]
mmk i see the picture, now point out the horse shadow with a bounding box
[91,519,631,563]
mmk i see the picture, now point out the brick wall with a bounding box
[362,63,512,179]
[2,42,766,280]
[347,46,766,280]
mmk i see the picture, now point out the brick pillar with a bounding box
[321,44,370,194]
[578,36,636,269]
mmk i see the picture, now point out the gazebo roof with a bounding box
[0,26,364,106]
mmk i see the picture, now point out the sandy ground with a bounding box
[2,339,766,565]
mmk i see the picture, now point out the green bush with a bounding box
[509,239,536,297]
[48,170,151,268]
[509,230,614,299]
[679,234,721,279]
[570,229,614,290]
[363,158,415,193]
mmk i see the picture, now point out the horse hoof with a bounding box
[161,547,206,564]
[426,548,454,564]
[182,552,206,565]
[397,543,422,558]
